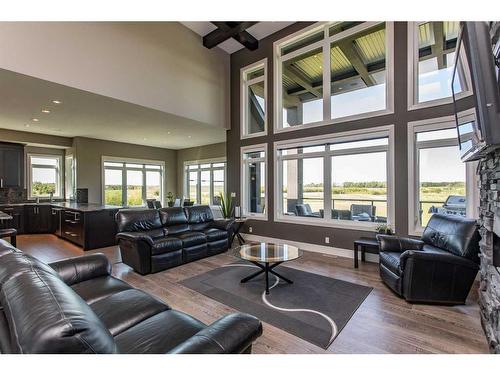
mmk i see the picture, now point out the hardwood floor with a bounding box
[15,234,489,354]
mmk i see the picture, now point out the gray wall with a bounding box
[176,142,226,196]
[73,137,177,204]
[227,22,475,250]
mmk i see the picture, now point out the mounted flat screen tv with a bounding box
[452,22,500,162]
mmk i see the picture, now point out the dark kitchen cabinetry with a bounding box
[0,142,24,188]
[0,205,25,233]
[25,205,54,234]
[61,209,84,247]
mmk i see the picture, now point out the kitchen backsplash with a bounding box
[0,188,26,204]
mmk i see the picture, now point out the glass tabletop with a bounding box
[234,242,303,263]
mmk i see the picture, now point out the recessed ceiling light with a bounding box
[52,100,62,104]
[167,131,171,135]
[41,109,50,113]
[25,124,30,128]
[188,135,192,138]
[143,137,147,141]
[32,118,39,122]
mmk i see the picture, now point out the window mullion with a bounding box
[324,149,332,221]
[322,27,331,121]
[122,167,127,206]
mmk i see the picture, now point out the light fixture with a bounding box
[143,137,147,141]
[167,131,171,135]
[32,118,39,122]
[52,100,62,104]
[188,135,192,138]
[25,124,30,128]
[41,109,51,113]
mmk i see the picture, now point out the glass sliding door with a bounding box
[104,169,123,206]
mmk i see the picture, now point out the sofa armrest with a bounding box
[168,313,262,354]
[49,253,111,286]
[376,235,424,253]
[211,219,235,232]
[116,231,154,245]
[400,249,479,271]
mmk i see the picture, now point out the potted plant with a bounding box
[218,192,234,219]
[376,223,393,235]
[166,192,175,207]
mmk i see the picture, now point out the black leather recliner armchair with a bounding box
[116,205,234,275]
[0,240,262,354]
[376,213,480,305]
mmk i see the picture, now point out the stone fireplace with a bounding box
[478,151,500,353]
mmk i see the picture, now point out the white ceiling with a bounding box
[181,22,295,54]
[0,69,226,150]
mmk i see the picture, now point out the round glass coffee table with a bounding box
[234,242,303,295]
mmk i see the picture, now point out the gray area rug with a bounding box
[180,262,372,349]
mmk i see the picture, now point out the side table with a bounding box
[353,237,379,268]
[231,218,247,246]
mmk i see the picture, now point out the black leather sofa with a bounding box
[0,240,262,354]
[376,213,480,305]
[116,206,234,274]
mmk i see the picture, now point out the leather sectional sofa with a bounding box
[376,213,480,305]
[0,240,262,354]
[116,205,234,274]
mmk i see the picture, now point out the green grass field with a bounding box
[104,186,160,206]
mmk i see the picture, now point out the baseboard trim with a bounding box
[241,233,379,263]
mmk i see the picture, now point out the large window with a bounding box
[102,158,164,206]
[241,59,267,138]
[408,117,477,235]
[275,22,393,132]
[241,145,267,219]
[28,154,63,199]
[408,21,471,108]
[275,127,394,229]
[184,161,226,205]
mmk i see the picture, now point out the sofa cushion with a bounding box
[177,231,207,247]
[0,251,117,354]
[89,289,169,336]
[421,213,480,261]
[151,237,183,255]
[184,205,214,224]
[203,228,228,242]
[116,209,162,233]
[379,252,402,275]
[71,276,132,304]
[143,228,167,239]
[114,309,206,354]
[159,207,188,226]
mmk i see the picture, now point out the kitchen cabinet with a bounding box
[0,142,24,188]
[61,209,84,247]
[25,205,54,234]
[0,205,25,233]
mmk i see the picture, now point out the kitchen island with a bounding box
[0,202,126,250]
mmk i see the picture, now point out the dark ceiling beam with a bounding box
[286,59,386,96]
[283,63,322,98]
[203,22,258,50]
[336,39,375,86]
[430,22,446,69]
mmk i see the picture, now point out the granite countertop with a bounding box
[0,201,125,212]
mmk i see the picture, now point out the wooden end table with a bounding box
[353,237,379,268]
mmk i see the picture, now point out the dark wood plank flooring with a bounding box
[14,234,489,354]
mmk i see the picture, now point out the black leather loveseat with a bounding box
[376,213,480,305]
[116,206,234,274]
[0,240,262,354]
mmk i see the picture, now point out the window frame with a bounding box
[274,125,395,230]
[183,158,227,205]
[241,143,268,220]
[407,114,478,236]
[273,21,394,134]
[240,58,268,139]
[101,156,165,207]
[407,21,473,111]
[27,153,64,200]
